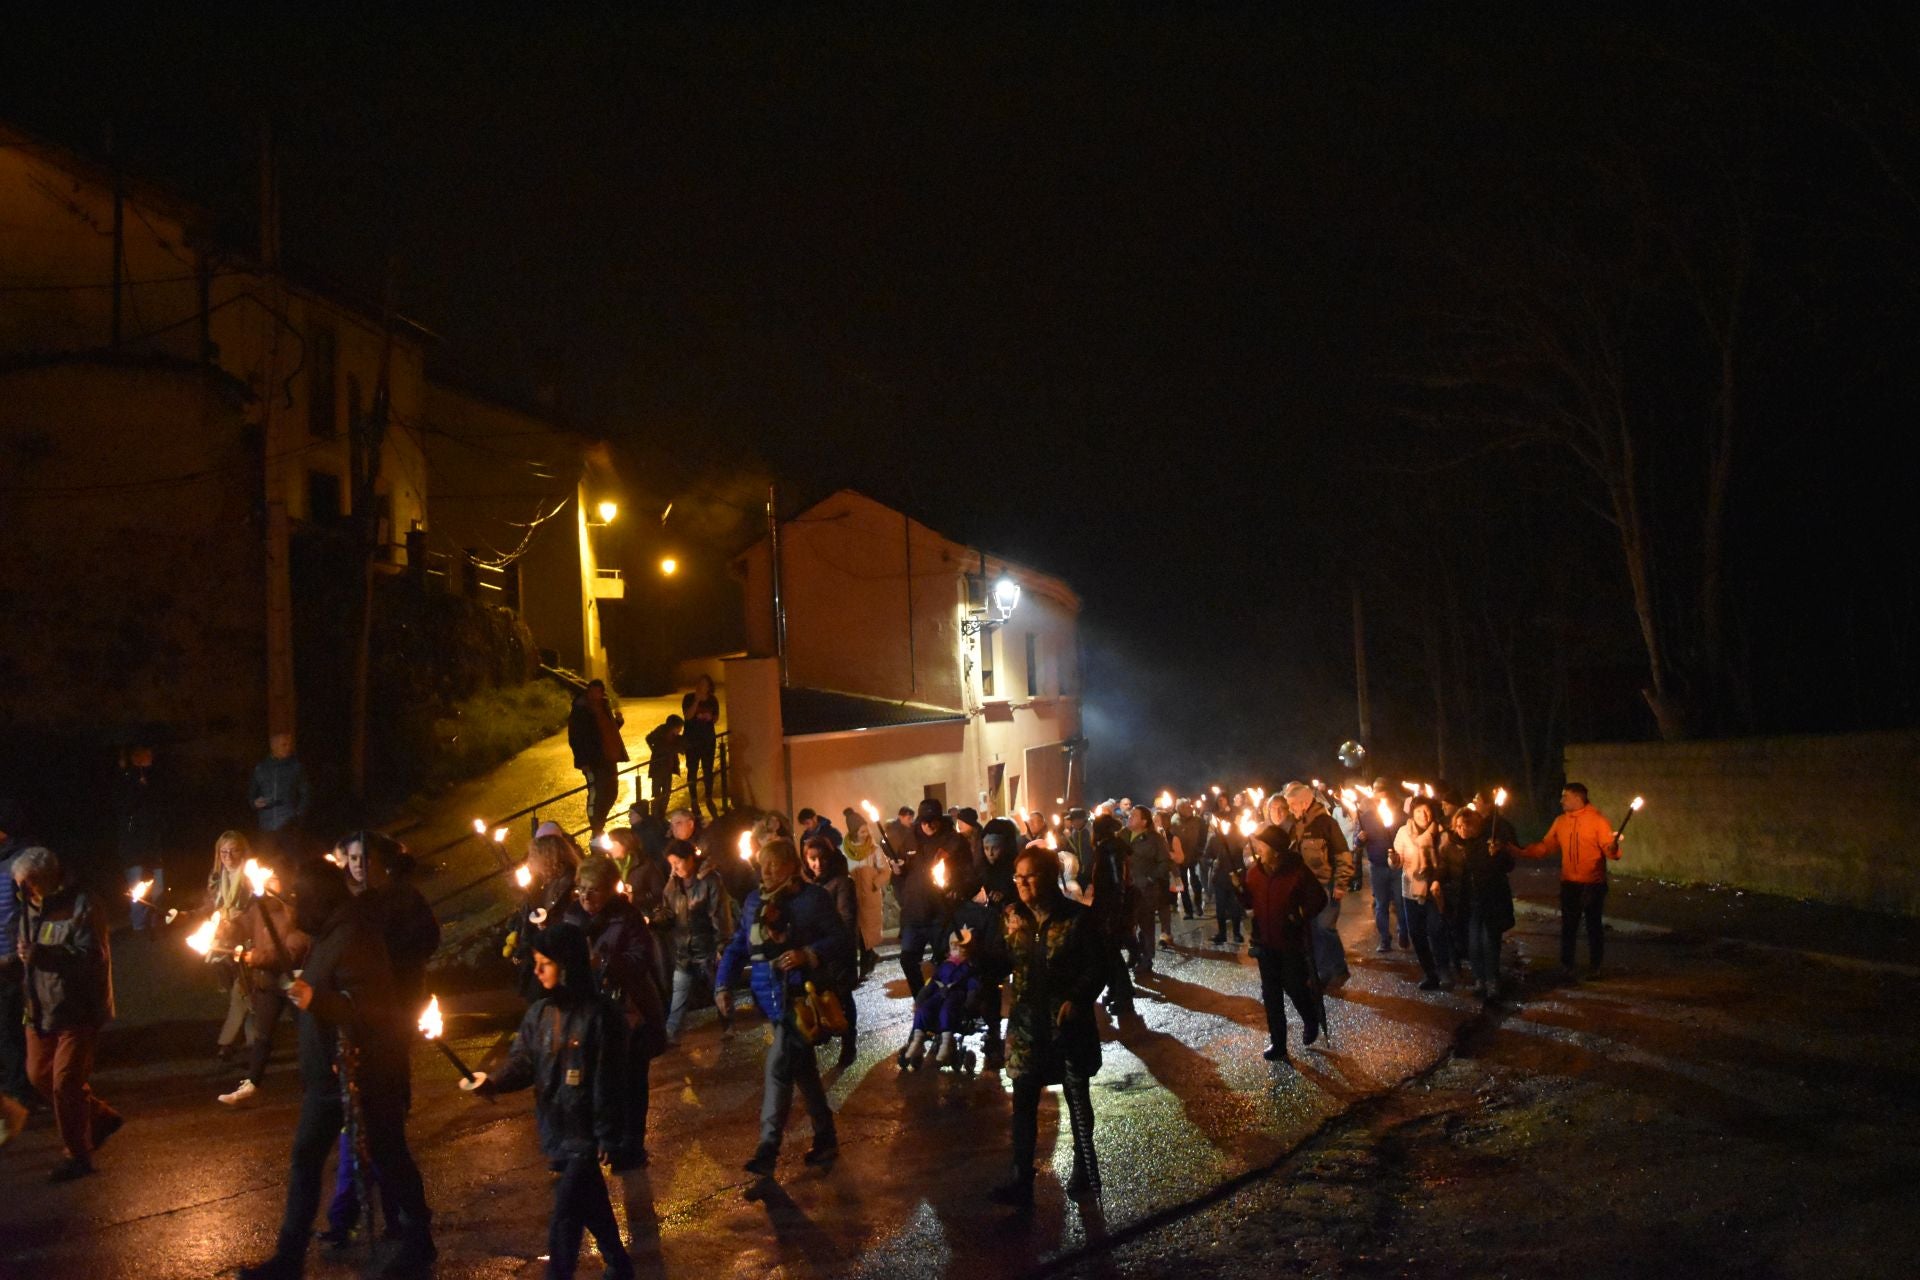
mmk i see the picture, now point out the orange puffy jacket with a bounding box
[1521,805,1619,885]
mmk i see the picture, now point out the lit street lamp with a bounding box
[596,500,619,524]
[659,556,678,576]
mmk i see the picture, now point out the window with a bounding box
[980,628,996,698]
[308,326,337,436]
[923,782,948,809]
[1025,631,1039,697]
[306,470,344,524]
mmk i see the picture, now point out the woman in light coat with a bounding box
[842,808,892,978]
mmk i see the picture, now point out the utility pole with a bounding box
[768,481,788,687]
[1353,581,1373,747]
[348,260,396,801]
[259,118,297,745]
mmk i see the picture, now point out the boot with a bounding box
[899,1030,926,1069]
[934,1032,955,1066]
[237,1236,308,1280]
[1063,1080,1101,1197]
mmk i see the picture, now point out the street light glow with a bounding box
[659,556,678,576]
[596,500,619,523]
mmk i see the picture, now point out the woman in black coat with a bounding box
[1449,807,1515,1003]
[992,845,1107,1208]
[803,835,861,1068]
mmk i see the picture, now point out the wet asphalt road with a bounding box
[0,895,1479,1280]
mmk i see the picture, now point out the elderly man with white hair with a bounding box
[1282,782,1355,993]
[9,845,121,1179]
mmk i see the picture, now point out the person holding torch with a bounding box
[1512,782,1625,980]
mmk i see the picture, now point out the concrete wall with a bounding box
[787,722,974,826]
[1563,732,1920,916]
[723,657,786,812]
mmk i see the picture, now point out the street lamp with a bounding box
[962,575,1021,637]
[659,556,678,576]
[596,501,619,524]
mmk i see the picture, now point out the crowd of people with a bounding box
[0,696,1633,1278]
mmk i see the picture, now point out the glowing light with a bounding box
[1631,795,1645,812]
[325,848,346,868]
[593,833,614,852]
[932,859,949,890]
[242,858,274,898]
[1210,785,1222,795]
[1423,784,1434,798]
[1237,812,1258,837]
[659,557,678,576]
[419,994,446,1040]
[1494,788,1509,809]
[492,827,509,844]
[860,800,880,824]
[1051,813,1061,827]
[472,818,488,835]
[514,864,534,890]
[128,879,153,904]
[1377,797,1396,828]
[616,881,630,897]
[737,831,754,862]
[596,500,619,523]
[185,916,219,956]
[1155,790,1173,811]
[1402,781,1421,795]
[1044,831,1058,850]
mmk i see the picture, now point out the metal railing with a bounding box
[427,733,731,909]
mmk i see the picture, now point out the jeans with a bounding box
[683,742,717,818]
[898,919,946,998]
[1180,863,1206,916]
[1404,894,1454,980]
[584,764,619,835]
[1559,880,1608,969]
[1466,899,1503,990]
[281,1085,430,1253]
[1212,885,1244,940]
[219,971,255,1050]
[125,863,163,931]
[1370,863,1409,945]
[1309,895,1349,988]
[245,985,292,1084]
[758,1018,834,1153]
[1132,889,1169,972]
[1254,947,1317,1052]
[548,1155,629,1279]
[666,962,714,1039]
[647,774,675,822]
[25,1025,117,1160]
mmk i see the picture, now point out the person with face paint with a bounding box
[238,857,433,1280]
[464,922,634,1280]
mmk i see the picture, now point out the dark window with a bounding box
[980,629,995,698]
[306,470,344,523]
[1025,631,1039,697]
[923,782,947,809]
[308,327,337,436]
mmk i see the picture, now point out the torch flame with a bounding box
[242,858,274,897]
[472,818,487,835]
[514,863,534,889]
[419,994,445,1040]
[1210,784,1222,795]
[860,800,880,823]
[593,833,614,852]
[1154,790,1173,811]
[1051,812,1061,827]
[129,879,153,904]
[185,915,219,956]
[1216,816,1229,834]
[492,827,509,844]
[1237,812,1258,837]
[616,880,630,897]
[1423,784,1434,798]
[1402,780,1420,795]
[737,831,754,862]
[1494,787,1509,809]
[932,858,949,890]
[1377,797,1397,828]
[1631,795,1645,811]
[1044,830,1058,850]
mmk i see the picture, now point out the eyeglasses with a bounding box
[1011,874,1044,884]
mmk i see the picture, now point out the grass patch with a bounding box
[417,680,573,793]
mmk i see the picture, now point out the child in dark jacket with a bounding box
[899,928,981,1070]
[465,924,632,1280]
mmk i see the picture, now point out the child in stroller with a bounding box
[899,927,984,1071]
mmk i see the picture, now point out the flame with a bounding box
[1248,787,1265,806]
[419,995,445,1040]
[514,864,533,889]
[1050,812,1061,827]
[616,880,630,897]
[1402,780,1420,795]
[129,879,153,904]
[1210,784,1222,795]
[593,833,614,852]
[1630,795,1645,811]
[472,818,487,835]
[242,858,274,897]
[1377,797,1397,828]
[738,831,754,862]
[1237,813,1258,837]
[1311,778,1324,791]
[859,799,880,823]
[1215,816,1229,834]
[1044,830,1058,850]
[1154,790,1173,811]
[325,848,346,868]
[1423,784,1434,798]
[185,915,219,956]
[932,858,949,890]
[1494,787,1509,809]
[492,827,509,844]
[1339,787,1357,808]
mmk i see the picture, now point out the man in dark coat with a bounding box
[568,680,628,837]
[893,800,973,998]
[1236,824,1329,1064]
[238,859,434,1280]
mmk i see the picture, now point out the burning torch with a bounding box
[1612,795,1645,850]
[419,995,484,1089]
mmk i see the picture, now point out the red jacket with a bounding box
[1238,858,1329,954]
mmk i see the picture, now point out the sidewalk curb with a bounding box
[1510,899,1920,980]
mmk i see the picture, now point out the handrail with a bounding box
[427,731,731,909]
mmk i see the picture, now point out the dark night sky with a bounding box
[8,8,1918,795]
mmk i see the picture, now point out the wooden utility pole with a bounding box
[1352,581,1373,747]
[347,262,396,800]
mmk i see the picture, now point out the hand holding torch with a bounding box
[419,995,485,1090]
[1611,796,1644,853]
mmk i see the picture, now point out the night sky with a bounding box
[8,8,1918,799]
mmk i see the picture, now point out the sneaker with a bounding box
[1208,934,1226,945]
[743,1146,779,1178]
[219,1079,259,1107]
[48,1156,94,1183]
[91,1110,124,1151]
[0,1094,27,1148]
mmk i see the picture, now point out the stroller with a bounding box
[898,926,998,1073]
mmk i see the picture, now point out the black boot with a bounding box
[1062,1078,1101,1197]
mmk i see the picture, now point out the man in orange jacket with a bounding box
[1515,783,1621,979]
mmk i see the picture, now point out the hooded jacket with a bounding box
[17,876,113,1032]
[1238,834,1328,956]
[571,896,668,1057]
[1289,803,1355,890]
[480,925,627,1162]
[714,878,851,1023]
[1521,805,1620,885]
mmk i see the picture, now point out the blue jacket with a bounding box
[715,879,851,1024]
[483,994,627,1162]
